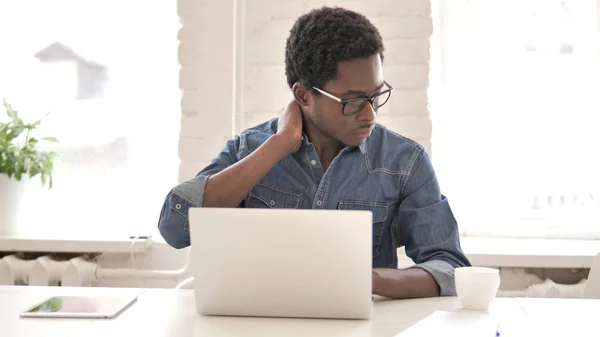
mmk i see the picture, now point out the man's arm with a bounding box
[372,147,471,298]
[158,101,303,248]
[202,134,292,208]
[372,268,439,298]
[203,100,304,207]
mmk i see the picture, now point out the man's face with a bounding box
[308,54,384,147]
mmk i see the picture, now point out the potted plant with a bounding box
[0,99,60,235]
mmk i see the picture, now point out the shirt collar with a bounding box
[358,141,367,154]
[301,133,312,148]
[301,133,368,154]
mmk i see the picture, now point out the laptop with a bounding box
[188,208,373,320]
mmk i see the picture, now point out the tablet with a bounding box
[20,293,140,319]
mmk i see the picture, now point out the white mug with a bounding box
[455,267,500,310]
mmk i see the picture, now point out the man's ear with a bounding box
[292,82,311,107]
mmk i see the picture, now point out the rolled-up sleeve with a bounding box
[395,148,471,296]
[158,136,242,248]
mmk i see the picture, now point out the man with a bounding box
[158,7,470,298]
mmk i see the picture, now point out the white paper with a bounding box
[395,311,499,337]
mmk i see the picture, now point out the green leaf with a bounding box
[31,119,42,128]
[3,98,18,120]
[6,126,24,142]
[29,163,40,178]
[0,123,8,137]
[43,158,53,169]
[42,137,59,143]
[1,99,58,189]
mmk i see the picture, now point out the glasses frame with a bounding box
[312,81,394,116]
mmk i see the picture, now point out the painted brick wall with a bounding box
[177,0,433,181]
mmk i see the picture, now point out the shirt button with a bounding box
[316,200,323,207]
[175,204,182,210]
[269,200,275,206]
[310,160,317,166]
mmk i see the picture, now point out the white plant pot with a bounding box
[0,173,28,236]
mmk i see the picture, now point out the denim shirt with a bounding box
[158,118,470,296]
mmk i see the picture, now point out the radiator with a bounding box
[1,248,191,287]
[0,254,89,286]
[498,279,588,298]
[0,255,37,285]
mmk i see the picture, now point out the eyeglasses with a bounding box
[312,81,394,116]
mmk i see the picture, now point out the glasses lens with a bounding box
[343,99,368,115]
[372,90,391,109]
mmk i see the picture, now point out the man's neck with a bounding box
[302,115,343,171]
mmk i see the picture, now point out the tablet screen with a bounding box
[22,295,138,318]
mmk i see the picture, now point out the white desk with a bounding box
[459,237,600,268]
[0,235,152,253]
[2,286,599,337]
[397,237,600,269]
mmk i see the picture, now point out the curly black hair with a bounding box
[285,7,384,90]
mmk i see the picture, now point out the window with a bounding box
[430,0,600,239]
[0,1,180,237]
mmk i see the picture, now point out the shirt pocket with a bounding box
[338,200,389,257]
[246,183,302,209]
